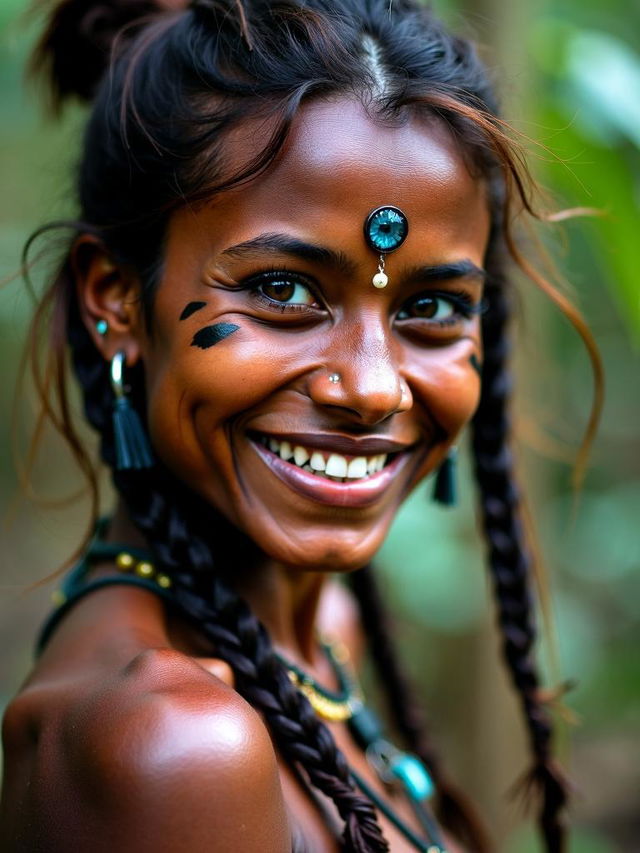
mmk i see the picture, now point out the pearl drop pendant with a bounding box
[372,271,388,288]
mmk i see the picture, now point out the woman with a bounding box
[0,0,593,850]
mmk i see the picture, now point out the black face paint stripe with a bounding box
[179,301,207,321]
[470,353,483,376]
[191,323,240,349]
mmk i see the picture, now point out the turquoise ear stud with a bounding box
[96,319,109,336]
[364,205,408,288]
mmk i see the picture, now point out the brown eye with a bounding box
[412,297,440,318]
[254,274,317,306]
[262,281,295,302]
[398,295,456,321]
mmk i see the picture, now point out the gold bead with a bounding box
[51,590,66,606]
[135,561,155,579]
[330,640,350,665]
[116,552,135,571]
[156,573,172,589]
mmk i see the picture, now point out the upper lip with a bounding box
[249,431,415,456]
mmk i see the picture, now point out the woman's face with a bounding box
[140,98,490,571]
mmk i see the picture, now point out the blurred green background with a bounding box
[1,0,638,849]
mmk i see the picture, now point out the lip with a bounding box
[248,430,413,457]
[250,439,413,508]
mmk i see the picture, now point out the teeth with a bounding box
[326,454,348,477]
[279,441,292,461]
[346,457,367,479]
[309,452,326,472]
[262,436,391,481]
[293,446,310,466]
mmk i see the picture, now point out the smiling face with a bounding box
[137,98,490,571]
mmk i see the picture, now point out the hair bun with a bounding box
[30,0,187,112]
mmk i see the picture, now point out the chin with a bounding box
[250,523,387,574]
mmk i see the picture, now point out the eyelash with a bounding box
[396,290,485,327]
[241,270,484,326]
[244,269,320,313]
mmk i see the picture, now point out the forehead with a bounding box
[279,98,478,205]
[170,97,490,261]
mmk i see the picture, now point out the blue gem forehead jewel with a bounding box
[364,206,409,254]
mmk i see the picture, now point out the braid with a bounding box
[26,3,590,851]
[471,269,569,851]
[121,483,388,853]
[350,566,491,852]
[66,298,388,852]
[172,576,387,853]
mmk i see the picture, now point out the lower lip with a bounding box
[250,442,411,508]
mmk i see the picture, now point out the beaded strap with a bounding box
[37,519,172,653]
[37,524,448,852]
[280,640,447,852]
[280,639,363,722]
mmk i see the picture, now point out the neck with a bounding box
[235,558,328,665]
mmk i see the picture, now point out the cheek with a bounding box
[409,347,482,436]
[144,328,295,467]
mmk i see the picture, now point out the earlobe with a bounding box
[72,235,143,365]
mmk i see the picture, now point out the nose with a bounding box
[308,316,413,425]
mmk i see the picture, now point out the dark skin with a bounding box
[1,98,489,851]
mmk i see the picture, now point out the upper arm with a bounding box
[2,648,291,853]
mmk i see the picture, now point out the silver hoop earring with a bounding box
[110,351,153,470]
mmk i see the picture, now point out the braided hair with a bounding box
[23,0,596,849]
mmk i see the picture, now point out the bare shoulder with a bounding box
[2,645,290,852]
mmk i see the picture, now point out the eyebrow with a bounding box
[402,259,487,284]
[220,233,357,276]
[220,233,485,284]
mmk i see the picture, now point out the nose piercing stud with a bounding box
[328,373,341,384]
[364,205,409,289]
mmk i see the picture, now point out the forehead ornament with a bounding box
[363,205,409,289]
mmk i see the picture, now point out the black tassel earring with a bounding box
[110,351,153,470]
[432,447,457,507]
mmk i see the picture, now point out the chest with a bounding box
[276,724,456,853]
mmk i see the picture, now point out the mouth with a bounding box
[249,431,414,507]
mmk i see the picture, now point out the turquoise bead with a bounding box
[390,753,435,801]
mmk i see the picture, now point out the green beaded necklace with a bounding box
[278,641,448,853]
[41,529,448,853]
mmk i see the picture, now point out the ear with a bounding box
[72,235,145,365]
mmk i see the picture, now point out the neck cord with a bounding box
[43,534,448,852]
[279,640,448,853]
[282,639,364,723]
